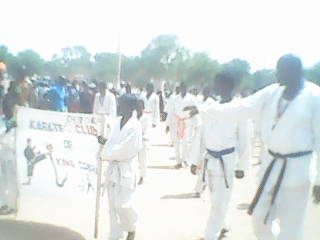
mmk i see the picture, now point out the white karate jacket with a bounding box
[190,98,251,178]
[93,91,117,119]
[101,116,142,190]
[141,92,160,127]
[199,82,320,186]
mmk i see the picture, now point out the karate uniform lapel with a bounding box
[272,87,306,133]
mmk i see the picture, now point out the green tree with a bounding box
[184,52,221,87]
[44,54,67,77]
[11,50,45,80]
[61,46,93,78]
[167,47,191,82]
[93,52,118,82]
[141,34,181,81]
[251,69,276,92]
[305,63,320,85]
[222,58,251,93]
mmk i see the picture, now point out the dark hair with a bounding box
[118,94,139,113]
[98,81,107,89]
[146,83,154,91]
[215,71,235,92]
[277,54,302,73]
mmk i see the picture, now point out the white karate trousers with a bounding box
[194,168,205,193]
[174,138,191,165]
[252,183,312,240]
[107,182,137,240]
[205,172,233,240]
[138,139,147,178]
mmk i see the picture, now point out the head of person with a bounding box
[192,88,199,96]
[202,86,212,99]
[81,81,89,92]
[125,83,132,94]
[179,82,187,97]
[276,54,303,87]
[98,81,107,95]
[213,71,235,99]
[118,94,138,118]
[57,76,67,86]
[72,80,79,89]
[146,83,154,94]
[175,86,180,95]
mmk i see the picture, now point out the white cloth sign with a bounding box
[14,106,107,238]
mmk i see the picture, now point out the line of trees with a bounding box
[1,34,320,92]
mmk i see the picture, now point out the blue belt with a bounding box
[203,147,236,188]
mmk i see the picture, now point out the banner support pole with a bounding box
[94,114,106,239]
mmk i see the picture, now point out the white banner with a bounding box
[14,107,107,239]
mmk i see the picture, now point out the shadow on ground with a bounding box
[237,203,250,210]
[148,165,177,170]
[161,193,200,199]
[151,144,174,147]
[0,220,85,240]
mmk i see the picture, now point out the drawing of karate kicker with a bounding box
[46,144,68,188]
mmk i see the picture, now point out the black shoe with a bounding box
[190,192,201,198]
[175,164,183,169]
[0,206,15,215]
[218,228,229,239]
[126,231,135,240]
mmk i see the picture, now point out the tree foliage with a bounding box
[1,34,320,92]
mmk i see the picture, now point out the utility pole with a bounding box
[116,32,121,89]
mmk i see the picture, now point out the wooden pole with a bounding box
[116,32,121,89]
[94,115,106,239]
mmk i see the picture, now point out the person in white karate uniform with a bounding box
[186,54,320,240]
[167,83,197,168]
[189,73,251,240]
[141,83,160,130]
[93,82,117,119]
[193,86,216,198]
[136,98,148,183]
[139,83,159,169]
[98,94,143,240]
[165,86,180,146]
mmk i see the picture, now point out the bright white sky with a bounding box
[1,0,320,71]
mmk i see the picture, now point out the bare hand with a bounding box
[138,177,144,185]
[183,106,199,117]
[46,144,53,153]
[235,170,245,179]
[97,136,107,145]
[313,185,320,204]
[190,164,198,175]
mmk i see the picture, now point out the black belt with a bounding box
[248,149,313,224]
[203,147,236,188]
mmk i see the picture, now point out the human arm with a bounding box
[100,125,142,161]
[312,93,320,204]
[189,122,205,175]
[153,95,160,127]
[235,120,252,179]
[108,93,117,118]
[186,84,278,121]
